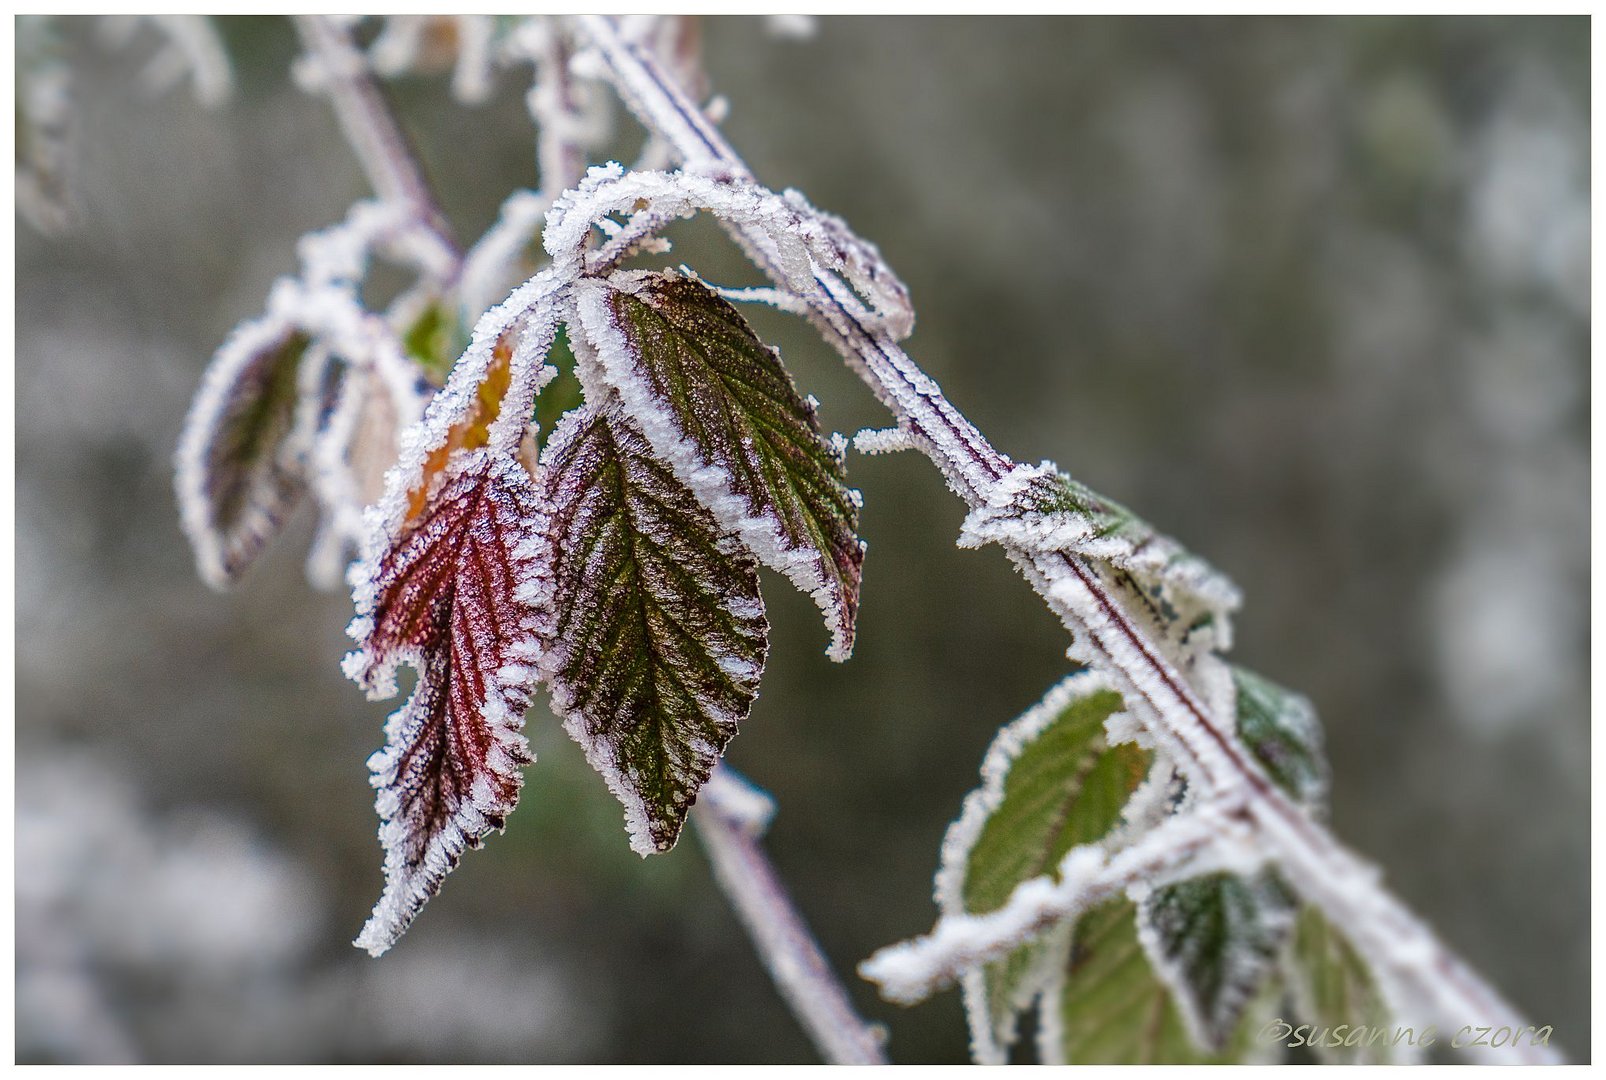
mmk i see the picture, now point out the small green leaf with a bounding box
[577,271,864,660]
[537,400,769,855]
[1140,872,1296,1050]
[1289,905,1405,1063]
[402,300,470,387]
[1233,666,1330,809]
[936,673,1152,1062]
[1046,898,1277,1064]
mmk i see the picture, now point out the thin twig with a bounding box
[573,14,1561,1064]
[292,15,459,260]
[695,768,889,1065]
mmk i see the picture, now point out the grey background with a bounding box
[17,16,1589,1064]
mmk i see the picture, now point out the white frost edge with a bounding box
[861,809,1234,1009]
[174,298,308,590]
[961,460,1243,623]
[543,165,913,341]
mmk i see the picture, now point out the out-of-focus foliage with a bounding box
[16,16,1587,1063]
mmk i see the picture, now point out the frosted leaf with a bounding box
[962,462,1241,665]
[1288,905,1413,1064]
[1231,666,1329,810]
[860,809,1230,1008]
[1041,897,1280,1063]
[933,671,1152,1063]
[305,356,423,589]
[575,271,863,660]
[536,401,768,855]
[544,167,913,338]
[347,448,544,955]
[1135,872,1296,1052]
[175,315,315,589]
[356,270,564,575]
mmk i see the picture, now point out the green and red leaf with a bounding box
[345,448,544,954]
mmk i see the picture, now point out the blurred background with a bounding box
[16,15,1589,1064]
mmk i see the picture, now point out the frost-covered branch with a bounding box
[571,14,1560,1064]
[292,15,458,259]
[694,768,888,1065]
[861,810,1230,1006]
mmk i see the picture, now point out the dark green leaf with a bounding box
[1233,666,1330,809]
[537,400,769,855]
[1140,871,1296,1050]
[578,271,863,660]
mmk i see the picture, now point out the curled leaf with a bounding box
[175,316,314,589]
[961,463,1241,684]
[576,271,863,660]
[345,448,544,955]
[536,401,769,855]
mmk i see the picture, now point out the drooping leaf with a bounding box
[536,400,769,855]
[175,315,315,589]
[935,672,1151,1062]
[1289,904,1407,1063]
[1138,871,1296,1051]
[345,448,544,955]
[575,271,864,660]
[1044,898,1278,1064]
[1232,666,1329,810]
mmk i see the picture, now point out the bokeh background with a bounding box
[17,15,1589,1064]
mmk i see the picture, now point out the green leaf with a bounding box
[936,673,1152,1062]
[1046,898,1278,1064]
[536,400,769,855]
[1233,666,1330,809]
[1289,905,1405,1063]
[1139,871,1296,1050]
[576,271,864,660]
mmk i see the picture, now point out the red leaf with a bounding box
[346,447,544,955]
